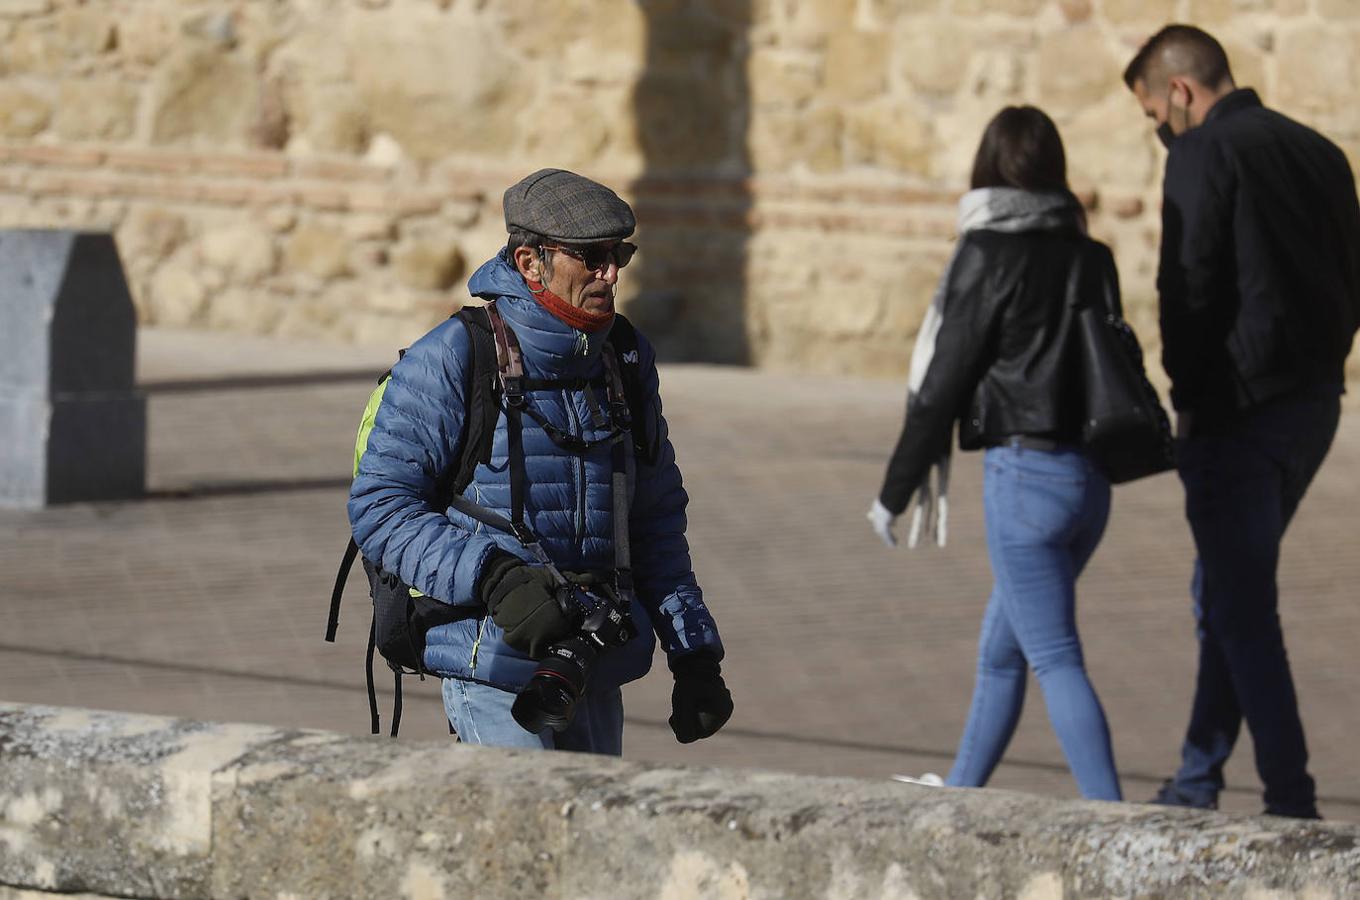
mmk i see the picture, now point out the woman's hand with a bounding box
[867,499,899,548]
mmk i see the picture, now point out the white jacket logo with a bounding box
[622,350,639,364]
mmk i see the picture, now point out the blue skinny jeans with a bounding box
[946,445,1122,801]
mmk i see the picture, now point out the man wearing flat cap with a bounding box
[349,169,733,753]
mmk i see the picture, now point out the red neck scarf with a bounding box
[527,280,615,333]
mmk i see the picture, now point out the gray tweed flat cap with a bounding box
[503,168,635,243]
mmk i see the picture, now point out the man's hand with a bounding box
[668,652,734,743]
[479,554,575,657]
[867,499,898,548]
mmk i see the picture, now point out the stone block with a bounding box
[1318,0,1360,17]
[0,230,145,507]
[1103,0,1176,23]
[284,222,351,279]
[52,79,138,141]
[1276,27,1360,120]
[148,46,259,146]
[390,238,465,291]
[895,19,972,96]
[823,28,891,102]
[0,83,50,138]
[345,7,519,161]
[1037,26,1122,113]
[198,225,277,283]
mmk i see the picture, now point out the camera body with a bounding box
[511,580,637,734]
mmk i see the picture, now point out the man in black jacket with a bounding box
[1125,24,1359,818]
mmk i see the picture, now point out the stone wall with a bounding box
[1,0,1358,375]
[3,702,1360,899]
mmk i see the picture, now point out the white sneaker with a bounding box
[891,772,944,786]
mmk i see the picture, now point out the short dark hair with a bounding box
[970,106,1068,193]
[505,227,554,280]
[1123,24,1234,92]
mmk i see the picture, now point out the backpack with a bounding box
[325,303,654,736]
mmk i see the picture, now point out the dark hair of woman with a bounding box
[970,106,1069,193]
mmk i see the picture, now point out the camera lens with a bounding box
[511,637,595,734]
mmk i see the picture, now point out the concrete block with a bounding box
[0,230,144,507]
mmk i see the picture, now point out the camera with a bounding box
[511,580,636,734]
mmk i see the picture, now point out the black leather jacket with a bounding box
[879,229,1120,514]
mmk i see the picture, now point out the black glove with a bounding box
[668,652,734,744]
[478,553,576,658]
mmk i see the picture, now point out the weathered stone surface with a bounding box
[147,46,259,145]
[284,222,351,279]
[390,237,465,291]
[750,47,819,108]
[118,207,189,265]
[180,9,236,48]
[345,7,519,161]
[1063,93,1159,190]
[844,101,934,175]
[116,4,178,66]
[1184,0,1234,22]
[822,28,890,102]
[198,225,277,283]
[1103,0,1176,23]
[147,261,210,326]
[0,0,49,17]
[1220,34,1267,96]
[0,84,49,137]
[749,106,842,172]
[634,69,743,171]
[5,702,1359,900]
[55,6,115,55]
[522,88,613,170]
[205,288,282,332]
[1,0,1359,379]
[288,84,370,156]
[1038,26,1122,112]
[895,19,972,96]
[952,0,1045,14]
[1058,0,1092,24]
[1275,28,1360,119]
[52,79,137,140]
[1318,0,1360,17]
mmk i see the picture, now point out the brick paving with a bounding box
[3,327,1358,821]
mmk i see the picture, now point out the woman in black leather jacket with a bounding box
[869,107,1122,801]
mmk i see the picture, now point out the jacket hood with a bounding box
[467,249,611,379]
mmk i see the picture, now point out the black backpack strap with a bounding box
[325,536,361,642]
[605,314,658,466]
[390,669,403,738]
[365,615,380,735]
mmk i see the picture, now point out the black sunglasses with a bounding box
[542,241,637,272]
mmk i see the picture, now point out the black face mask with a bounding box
[1156,121,1176,149]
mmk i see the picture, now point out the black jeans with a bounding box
[1170,383,1342,815]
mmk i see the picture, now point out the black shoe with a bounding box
[1262,805,1321,820]
[1148,778,1218,810]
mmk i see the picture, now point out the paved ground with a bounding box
[3,326,1358,821]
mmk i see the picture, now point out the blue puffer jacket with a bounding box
[348,250,723,692]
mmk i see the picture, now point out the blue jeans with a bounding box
[946,445,1120,801]
[1169,384,1341,816]
[441,677,625,755]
